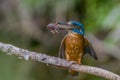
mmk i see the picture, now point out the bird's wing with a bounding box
[84,38,98,60]
[58,36,67,59]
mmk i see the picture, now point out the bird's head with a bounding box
[67,21,84,35]
[47,21,85,36]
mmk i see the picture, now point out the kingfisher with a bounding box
[47,21,97,76]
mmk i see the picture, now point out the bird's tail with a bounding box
[69,70,79,76]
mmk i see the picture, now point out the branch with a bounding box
[0,42,119,80]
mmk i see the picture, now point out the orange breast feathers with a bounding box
[58,32,97,76]
[58,32,89,64]
[65,33,85,64]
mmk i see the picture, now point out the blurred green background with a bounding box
[0,0,120,80]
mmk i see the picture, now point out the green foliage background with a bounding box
[0,0,120,80]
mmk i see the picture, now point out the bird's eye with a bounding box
[68,21,82,30]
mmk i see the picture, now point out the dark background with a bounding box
[0,0,120,80]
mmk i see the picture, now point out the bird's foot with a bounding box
[69,61,77,64]
[67,61,78,70]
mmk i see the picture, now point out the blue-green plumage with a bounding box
[69,21,85,34]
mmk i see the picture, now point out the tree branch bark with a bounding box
[0,42,119,80]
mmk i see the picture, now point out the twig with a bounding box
[0,42,119,80]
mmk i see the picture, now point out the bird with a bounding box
[47,21,97,76]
